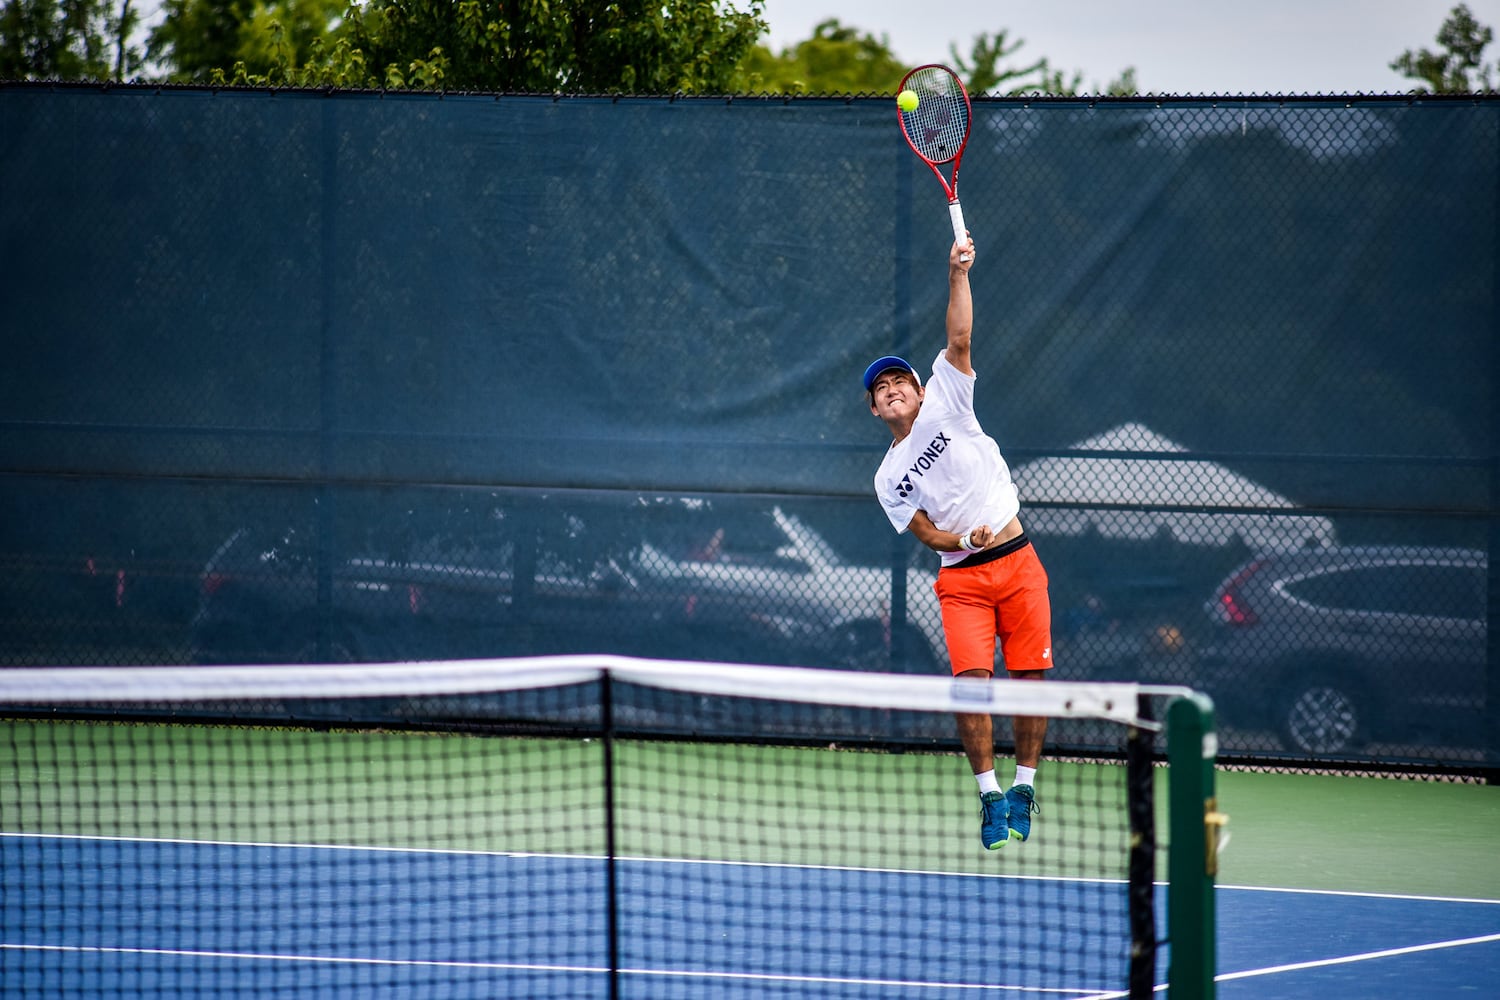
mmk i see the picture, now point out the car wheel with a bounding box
[1278,674,1363,755]
[293,629,360,664]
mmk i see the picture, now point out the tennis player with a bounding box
[864,234,1049,850]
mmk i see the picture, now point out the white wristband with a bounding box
[959,530,982,552]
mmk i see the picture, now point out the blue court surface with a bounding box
[1212,882,1500,998]
[3,833,1497,998]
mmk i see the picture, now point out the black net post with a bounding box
[1126,693,1158,998]
[599,670,622,1000]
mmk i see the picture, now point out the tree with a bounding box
[739,20,1135,98]
[107,0,140,76]
[734,18,904,94]
[1392,3,1495,93]
[148,0,345,83]
[307,0,767,92]
[147,0,248,81]
[0,0,142,79]
[4,1,1132,94]
[232,0,349,78]
[951,29,1056,95]
[952,30,1135,96]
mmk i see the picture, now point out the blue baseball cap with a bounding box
[862,356,920,392]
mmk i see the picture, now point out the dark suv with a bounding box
[1195,545,1486,756]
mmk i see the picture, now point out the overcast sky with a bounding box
[757,0,1500,95]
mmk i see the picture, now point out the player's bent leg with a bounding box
[1007,674,1049,770]
[1004,671,1048,844]
[950,667,1007,849]
[997,710,1044,844]
[954,704,995,775]
[994,550,1052,846]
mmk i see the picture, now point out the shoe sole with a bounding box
[986,830,1029,850]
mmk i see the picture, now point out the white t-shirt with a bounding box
[873,352,1020,567]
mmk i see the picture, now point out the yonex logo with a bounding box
[892,432,952,501]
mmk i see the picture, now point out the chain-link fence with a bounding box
[1,83,1495,773]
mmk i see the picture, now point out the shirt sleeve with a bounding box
[924,351,978,423]
[876,470,918,533]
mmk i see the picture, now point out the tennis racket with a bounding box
[897,64,974,260]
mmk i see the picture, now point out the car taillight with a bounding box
[1213,560,1265,626]
[87,558,127,607]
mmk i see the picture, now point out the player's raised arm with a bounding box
[945,236,976,376]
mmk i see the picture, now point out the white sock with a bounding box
[1013,765,1036,788]
[975,770,1002,796]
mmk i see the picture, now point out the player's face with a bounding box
[869,370,922,419]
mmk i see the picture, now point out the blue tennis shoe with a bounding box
[1004,784,1038,843]
[979,790,1009,849]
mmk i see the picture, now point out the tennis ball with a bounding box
[897,89,919,112]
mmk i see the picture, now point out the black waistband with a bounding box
[948,532,1031,569]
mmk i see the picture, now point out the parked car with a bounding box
[1194,545,1487,755]
[628,505,947,673]
[189,498,947,673]
[0,547,202,664]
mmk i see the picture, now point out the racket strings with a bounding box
[900,68,970,164]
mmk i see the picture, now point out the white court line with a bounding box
[0,830,1129,884]
[1214,931,1500,983]
[1220,881,1500,907]
[3,831,1136,997]
[0,943,604,971]
[0,830,541,857]
[0,944,1111,996]
[896,884,1500,1000]
[12,835,1493,903]
[1062,931,1500,1000]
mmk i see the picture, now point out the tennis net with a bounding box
[0,656,1216,999]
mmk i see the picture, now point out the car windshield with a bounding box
[775,510,839,567]
[636,507,840,569]
[1285,561,1485,621]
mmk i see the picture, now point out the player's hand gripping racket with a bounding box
[897,64,974,260]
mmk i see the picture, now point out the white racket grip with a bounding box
[948,199,972,261]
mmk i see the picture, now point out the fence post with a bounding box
[1489,194,1500,781]
[887,136,917,671]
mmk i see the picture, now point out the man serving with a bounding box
[865,234,1052,850]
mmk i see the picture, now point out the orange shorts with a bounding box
[933,539,1053,676]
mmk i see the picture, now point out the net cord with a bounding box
[0,655,1188,727]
